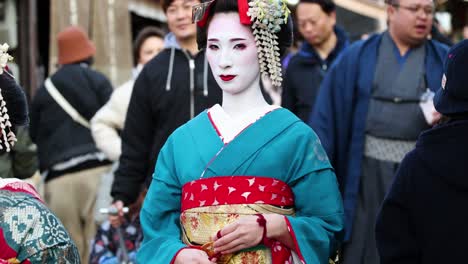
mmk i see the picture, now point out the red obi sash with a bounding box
[181,176,303,264]
[181,176,294,211]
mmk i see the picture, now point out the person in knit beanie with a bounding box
[30,25,113,264]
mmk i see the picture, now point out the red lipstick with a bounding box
[220,75,236,81]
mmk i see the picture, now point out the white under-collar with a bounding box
[0,178,23,189]
[208,104,280,144]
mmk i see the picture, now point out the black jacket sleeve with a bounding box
[111,68,155,205]
[375,153,420,264]
[95,75,113,106]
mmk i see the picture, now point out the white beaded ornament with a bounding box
[247,0,290,88]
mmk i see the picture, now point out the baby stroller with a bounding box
[99,206,134,264]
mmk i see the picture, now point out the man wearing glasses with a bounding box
[309,0,448,263]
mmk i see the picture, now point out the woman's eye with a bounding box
[208,44,219,50]
[234,44,246,50]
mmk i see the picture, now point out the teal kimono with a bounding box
[0,180,79,264]
[137,108,344,263]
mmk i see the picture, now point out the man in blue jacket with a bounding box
[282,0,348,122]
[310,0,448,263]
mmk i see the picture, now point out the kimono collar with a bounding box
[0,178,43,201]
[0,178,23,189]
[208,104,279,144]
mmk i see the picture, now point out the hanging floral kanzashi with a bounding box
[247,0,290,88]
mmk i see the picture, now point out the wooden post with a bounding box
[17,0,38,100]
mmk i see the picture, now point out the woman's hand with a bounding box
[213,214,294,255]
[174,249,216,264]
[212,215,264,254]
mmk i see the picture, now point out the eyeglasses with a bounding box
[392,4,435,16]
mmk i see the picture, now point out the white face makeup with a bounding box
[205,12,260,95]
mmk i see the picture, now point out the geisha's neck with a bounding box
[221,79,269,120]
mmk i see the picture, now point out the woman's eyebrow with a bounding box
[207,38,247,41]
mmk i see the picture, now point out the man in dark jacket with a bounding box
[376,39,468,264]
[30,26,112,263]
[110,0,222,213]
[281,0,348,122]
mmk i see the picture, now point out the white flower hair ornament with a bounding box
[247,0,290,87]
[193,0,291,88]
[0,43,17,152]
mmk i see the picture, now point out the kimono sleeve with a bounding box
[13,195,80,263]
[375,152,419,264]
[309,43,361,174]
[308,64,338,161]
[309,49,356,168]
[285,130,344,263]
[25,242,80,264]
[137,136,186,263]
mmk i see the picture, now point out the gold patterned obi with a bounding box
[180,176,297,264]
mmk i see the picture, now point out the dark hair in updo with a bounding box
[196,0,293,56]
[0,71,28,153]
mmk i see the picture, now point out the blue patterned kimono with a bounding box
[0,180,79,264]
[137,108,344,264]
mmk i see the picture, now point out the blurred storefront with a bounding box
[335,0,386,40]
[1,0,166,99]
